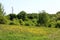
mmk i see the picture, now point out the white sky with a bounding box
[0,0,60,14]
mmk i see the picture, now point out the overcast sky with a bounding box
[0,0,60,14]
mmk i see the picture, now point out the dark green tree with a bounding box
[17,11,27,21]
[56,11,60,21]
[0,3,6,24]
[27,14,34,19]
[37,10,49,27]
[27,13,38,19]
[8,14,17,20]
[0,3,4,16]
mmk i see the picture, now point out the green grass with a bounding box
[0,24,60,40]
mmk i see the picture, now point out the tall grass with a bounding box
[0,24,60,40]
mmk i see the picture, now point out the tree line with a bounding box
[0,3,60,28]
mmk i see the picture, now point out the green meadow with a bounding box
[0,2,60,40]
[0,24,60,40]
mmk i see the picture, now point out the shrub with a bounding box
[48,24,51,27]
[55,21,60,28]
[0,19,5,24]
[8,14,17,21]
[25,22,30,26]
[32,19,37,25]
[24,20,35,26]
[9,21,15,25]
[9,19,20,25]
[19,19,25,25]
[55,23,60,28]
[0,17,8,24]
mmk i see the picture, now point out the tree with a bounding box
[17,11,27,21]
[8,14,17,20]
[56,11,60,21]
[27,13,38,19]
[37,10,49,27]
[55,21,60,28]
[0,3,4,16]
[27,14,33,19]
[56,11,60,14]
[0,3,6,24]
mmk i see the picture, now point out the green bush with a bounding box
[8,14,17,20]
[48,24,51,27]
[48,22,56,28]
[9,19,20,25]
[55,21,60,28]
[9,21,16,25]
[32,19,37,25]
[19,19,25,25]
[24,20,35,26]
[0,16,8,24]
[25,22,30,26]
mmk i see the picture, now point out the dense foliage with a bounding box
[0,3,60,28]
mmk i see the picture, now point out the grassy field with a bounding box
[0,24,60,40]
